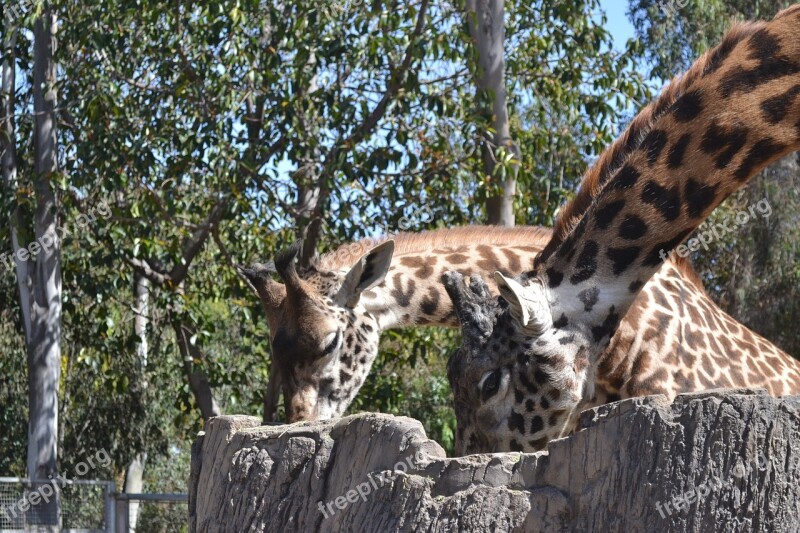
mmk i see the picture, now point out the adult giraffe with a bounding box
[444,5,800,454]
[239,227,550,421]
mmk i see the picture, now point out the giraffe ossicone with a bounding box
[493,272,551,336]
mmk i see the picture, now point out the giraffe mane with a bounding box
[319,225,552,271]
[535,19,769,289]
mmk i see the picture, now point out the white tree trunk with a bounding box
[466,0,518,226]
[124,274,150,531]
[190,389,800,532]
[26,8,62,530]
[134,275,150,378]
[1,6,32,341]
[124,455,146,532]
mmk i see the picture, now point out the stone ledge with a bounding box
[190,389,800,532]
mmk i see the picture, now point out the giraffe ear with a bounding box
[338,240,395,307]
[493,272,552,336]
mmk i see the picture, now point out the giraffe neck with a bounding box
[594,259,800,401]
[538,11,800,341]
[356,231,550,330]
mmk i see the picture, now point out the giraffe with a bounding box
[243,226,720,426]
[239,226,552,422]
[444,5,800,455]
[243,225,706,425]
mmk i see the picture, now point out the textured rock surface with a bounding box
[190,388,800,532]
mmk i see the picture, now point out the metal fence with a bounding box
[0,478,187,533]
[115,493,188,533]
[0,477,113,532]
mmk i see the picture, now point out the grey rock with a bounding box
[190,389,800,532]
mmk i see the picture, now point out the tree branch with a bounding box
[300,0,431,264]
[124,256,170,286]
[169,198,229,285]
[172,319,221,421]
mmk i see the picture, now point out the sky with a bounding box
[598,0,662,86]
[597,0,665,114]
[599,0,637,47]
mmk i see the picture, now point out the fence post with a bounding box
[104,482,115,533]
[115,495,129,533]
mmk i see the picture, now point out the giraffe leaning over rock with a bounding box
[243,225,719,425]
[444,5,800,455]
[239,226,553,422]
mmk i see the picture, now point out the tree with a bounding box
[0,0,650,488]
[123,274,149,530]
[2,3,65,528]
[0,10,28,479]
[466,0,518,226]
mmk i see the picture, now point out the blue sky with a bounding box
[599,0,637,47]
[597,0,664,109]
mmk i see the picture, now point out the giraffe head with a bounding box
[239,240,395,421]
[443,271,588,454]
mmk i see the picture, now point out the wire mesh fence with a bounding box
[0,477,187,532]
[0,477,113,532]
[0,478,27,530]
[62,481,108,531]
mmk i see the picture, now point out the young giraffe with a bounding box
[239,226,552,421]
[444,6,800,455]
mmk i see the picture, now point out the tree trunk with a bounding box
[124,274,150,531]
[1,7,32,342]
[124,455,146,532]
[133,275,150,383]
[190,389,800,532]
[27,8,62,530]
[466,0,518,226]
[173,319,221,421]
[262,359,282,423]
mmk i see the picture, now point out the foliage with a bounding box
[135,446,192,533]
[351,328,459,454]
[506,0,650,226]
[629,0,792,81]
[0,0,647,501]
[0,306,27,477]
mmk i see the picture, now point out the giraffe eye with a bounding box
[479,370,501,401]
[321,331,341,356]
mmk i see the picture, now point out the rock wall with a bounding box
[189,388,800,532]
